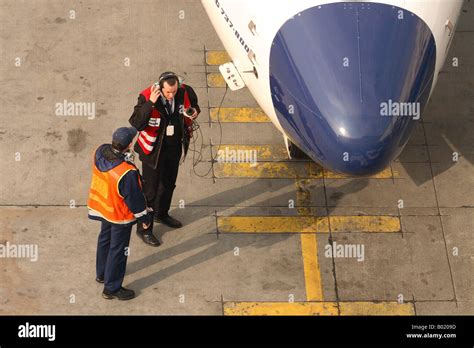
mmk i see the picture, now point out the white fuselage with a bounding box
[202,0,463,136]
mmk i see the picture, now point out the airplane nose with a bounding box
[269,2,436,176]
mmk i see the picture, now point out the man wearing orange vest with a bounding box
[129,72,200,246]
[88,127,152,300]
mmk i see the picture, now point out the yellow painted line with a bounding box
[214,161,398,179]
[206,50,230,65]
[224,302,339,316]
[217,216,400,233]
[223,301,414,316]
[300,234,323,301]
[339,301,415,315]
[296,180,323,301]
[330,216,401,233]
[207,73,227,87]
[211,145,399,179]
[324,167,399,179]
[209,107,270,122]
[214,162,323,179]
[218,216,329,233]
[212,145,288,162]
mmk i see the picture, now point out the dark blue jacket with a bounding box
[88,144,151,226]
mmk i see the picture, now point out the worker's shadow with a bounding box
[126,178,369,292]
[126,179,292,292]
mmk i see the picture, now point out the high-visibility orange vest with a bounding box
[87,157,142,225]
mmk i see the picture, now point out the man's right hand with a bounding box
[150,84,161,104]
[143,222,151,230]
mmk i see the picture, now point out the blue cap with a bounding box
[112,127,138,147]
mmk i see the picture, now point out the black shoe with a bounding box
[102,287,135,301]
[154,214,183,228]
[96,277,104,284]
[137,230,161,247]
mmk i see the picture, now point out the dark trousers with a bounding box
[140,145,182,230]
[96,221,132,293]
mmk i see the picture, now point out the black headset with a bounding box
[158,71,180,89]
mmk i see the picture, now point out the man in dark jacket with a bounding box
[129,72,200,246]
[88,127,152,300]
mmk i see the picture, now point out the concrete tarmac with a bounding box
[0,0,472,315]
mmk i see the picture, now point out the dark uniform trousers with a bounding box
[142,143,182,219]
[96,221,132,293]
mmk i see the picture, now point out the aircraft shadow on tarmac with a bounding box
[126,179,370,293]
[399,21,474,186]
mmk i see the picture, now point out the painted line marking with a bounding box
[214,162,398,179]
[324,167,398,179]
[207,72,227,88]
[218,216,328,233]
[212,144,288,161]
[223,301,414,316]
[300,234,323,301]
[212,145,399,178]
[209,108,270,123]
[339,301,415,315]
[214,162,322,179]
[206,50,231,65]
[296,179,323,301]
[217,216,401,233]
[330,215,401,233]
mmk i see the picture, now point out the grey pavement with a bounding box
[0,0,472,315]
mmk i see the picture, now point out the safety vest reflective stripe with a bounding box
[137,86,161,154]
[134,208,148,218]
[137,136,154,153]
[89,193,114,213]
[139,130,158,143]
[88,209,136,225]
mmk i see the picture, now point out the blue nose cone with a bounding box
[270,2,436,176]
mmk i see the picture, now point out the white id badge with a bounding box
[148,118,160,127]
[166,125,174,136]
